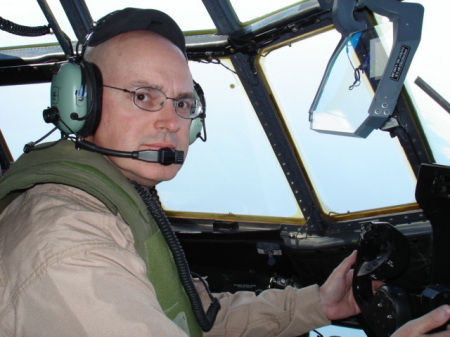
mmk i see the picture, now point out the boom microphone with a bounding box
[76,139,184,165]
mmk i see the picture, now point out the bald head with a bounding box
[84,30,187,77]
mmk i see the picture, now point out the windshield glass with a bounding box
[0,0,449,222]
[261,29,417,214]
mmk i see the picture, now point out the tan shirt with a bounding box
[0,184,330,336]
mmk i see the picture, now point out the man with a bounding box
[0,7,449,337]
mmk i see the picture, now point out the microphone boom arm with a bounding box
[75,139,184,165]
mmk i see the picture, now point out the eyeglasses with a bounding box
[103,85,203,119]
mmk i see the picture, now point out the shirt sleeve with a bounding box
[23,246,190,337]
[195,279,331,337]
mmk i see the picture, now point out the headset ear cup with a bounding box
[189,117,204,144]
[46,61,102,137]
[47,62,86,134]
[77,61,103,137]
[190,80,206,144]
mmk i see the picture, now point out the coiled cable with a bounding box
[132,182,220,332]
[0,17,51,37]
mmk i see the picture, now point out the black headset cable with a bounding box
[132,181,220,332]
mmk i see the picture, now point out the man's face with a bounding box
[86,31,193,187]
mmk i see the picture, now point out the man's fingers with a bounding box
[334,250,357,275]
[417,305,450,334]
[392,306,450,337]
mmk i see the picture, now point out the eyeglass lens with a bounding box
[134,87,199,119]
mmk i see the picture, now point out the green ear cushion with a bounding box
[189,117,204,144]
[49,61,102,136]
[50,62,88,134]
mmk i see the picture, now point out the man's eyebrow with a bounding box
[178,91,195,98]
[132,81,161,89]
[132,81,194,98]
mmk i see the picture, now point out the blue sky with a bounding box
[316,325,366,337]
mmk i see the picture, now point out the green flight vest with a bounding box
[0,140,202,337]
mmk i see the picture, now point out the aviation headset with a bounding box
[44,8,206,145]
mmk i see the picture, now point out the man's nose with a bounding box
[154,100,182,132]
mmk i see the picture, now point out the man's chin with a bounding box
[120,162,181,187]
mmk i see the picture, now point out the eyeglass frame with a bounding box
[102,84,203,119]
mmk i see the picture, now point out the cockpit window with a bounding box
[0,0,215,49]
[159,60,302,219]
[260,29,417,215]
[230,0,306,23]
[1,0,449,223]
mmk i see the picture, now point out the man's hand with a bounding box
[318,250,382,321]
[392,306,450,337]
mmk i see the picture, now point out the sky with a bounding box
[316,325,366,337]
